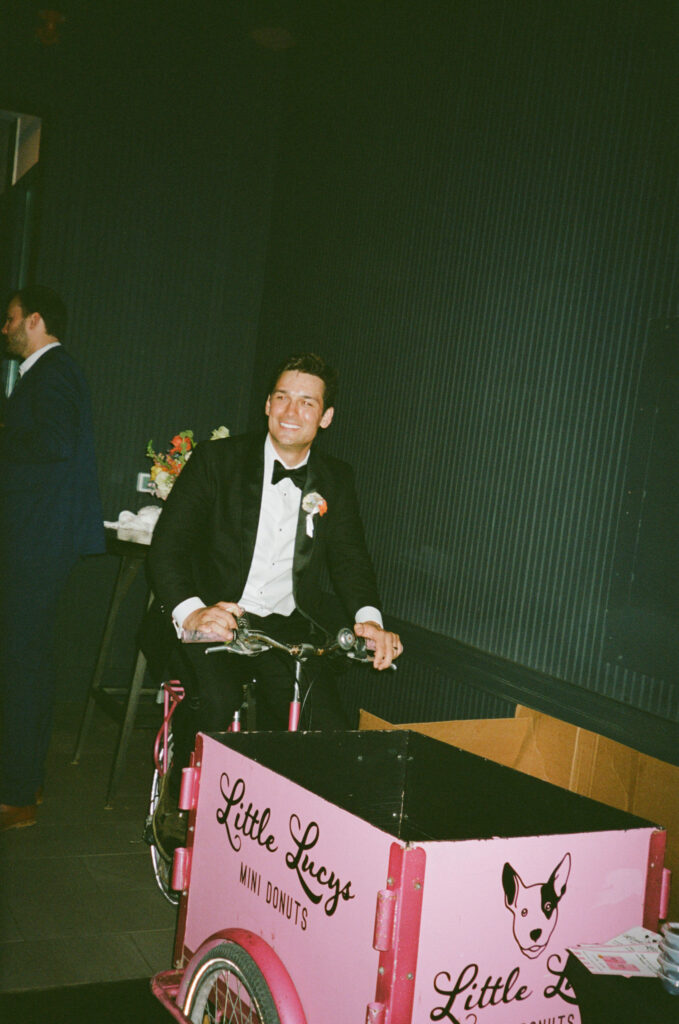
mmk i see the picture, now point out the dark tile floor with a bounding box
[0,699,177,992]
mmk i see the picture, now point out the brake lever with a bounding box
[204,613,265,654]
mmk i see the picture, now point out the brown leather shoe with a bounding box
[0,803,37,831]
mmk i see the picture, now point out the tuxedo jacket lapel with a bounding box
[239,435,266,582]
[293,451,327,588]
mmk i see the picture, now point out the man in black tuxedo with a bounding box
[0,286,104,830]
[148,352,402,853]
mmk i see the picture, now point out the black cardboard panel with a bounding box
[211,730,656,841]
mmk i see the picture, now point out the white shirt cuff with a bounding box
[172,598,383,635]
[172,596,206,637]
[355,606,383,629]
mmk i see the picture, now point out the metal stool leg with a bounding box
[71,554,142,765]
[104,647,149,808]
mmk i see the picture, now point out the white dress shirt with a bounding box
[238,434,307,616]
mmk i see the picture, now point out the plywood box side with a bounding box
[515,705,679,921]
[514,706,678,814]
[516,709,636,804]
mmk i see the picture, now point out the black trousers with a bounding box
[168,610,351,797]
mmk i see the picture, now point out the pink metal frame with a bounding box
[153,680,184,775]
[644,828,669,930]
[172,739,202,972]
[288,680,301,731]
[153,668,303,775]
[370,842,426,1024]
[151,969,192,1024]
[163,667,302,973]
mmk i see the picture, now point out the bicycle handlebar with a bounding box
[182,615,385,666]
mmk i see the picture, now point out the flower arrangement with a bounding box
[146,425,230,499]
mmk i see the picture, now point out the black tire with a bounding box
[147,737,179,906]
[183,941,282,1024]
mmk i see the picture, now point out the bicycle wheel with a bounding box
[146,737,179,906]
[183,941,282,1024]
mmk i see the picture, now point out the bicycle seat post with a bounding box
[288,658,303,732]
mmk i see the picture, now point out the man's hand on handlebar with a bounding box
[181,609,402,670]
[183,602,244,643]
[353,620,403,671]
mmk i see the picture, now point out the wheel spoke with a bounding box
[198,969,262,1023]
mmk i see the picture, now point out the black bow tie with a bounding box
[272,460,307,489]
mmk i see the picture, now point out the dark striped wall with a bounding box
[0,3,290,698]
[253,1,679,723]
[1,2,677,733]
[2,3,288,513]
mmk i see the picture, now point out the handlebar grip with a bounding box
[353,636,369,658]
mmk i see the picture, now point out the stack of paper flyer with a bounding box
[568,926,662,978]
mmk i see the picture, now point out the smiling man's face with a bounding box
[265,370,334,464]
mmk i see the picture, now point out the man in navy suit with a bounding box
[0,286,104,831]
[148,352,402,854]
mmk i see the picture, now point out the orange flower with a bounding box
[170,434,192,454]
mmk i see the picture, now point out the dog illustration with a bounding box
[502,853,571,959]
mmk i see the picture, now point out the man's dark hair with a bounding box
[268,352,339,410]
[12,285,68,340]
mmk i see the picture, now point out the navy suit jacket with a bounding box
[0,346,105,580]
[148,432,381,633]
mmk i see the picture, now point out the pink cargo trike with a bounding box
[151,726,668,1024]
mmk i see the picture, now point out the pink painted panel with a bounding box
[413,828,654,1024]
[181,734,393,1024]
[178,734,657,1024]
